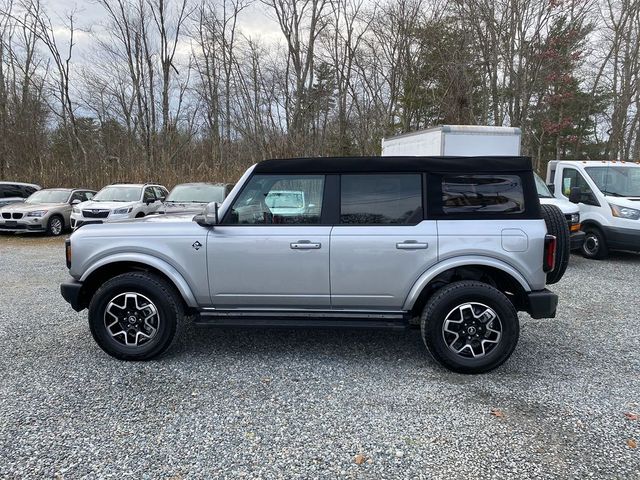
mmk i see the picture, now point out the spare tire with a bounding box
[541,204,570,284]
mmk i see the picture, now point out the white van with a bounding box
[547,160,640,258]
[382,125,584,250]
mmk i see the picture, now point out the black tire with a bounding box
[88,272,183,360]
[541,204,569,284]
[135,212,145,218]
[420,281,519,374]
[581,226,609,260]
[46,214,65,236]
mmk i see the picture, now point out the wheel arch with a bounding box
[403,257,531,314]
[79,255,198,310]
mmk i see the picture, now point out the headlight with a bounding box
[570,213,580,224]
[26,210,47,217]
[112,207,133,215]
[610,203,640,220]
[72,207,80,214]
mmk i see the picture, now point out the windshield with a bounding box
[26,190,70,204]
[534,173,553,198]
[265,191,304,209]
[585,166,640,197]
[166,184,226,203]
[93,186,141,202]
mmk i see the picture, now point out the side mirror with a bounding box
[546,184,555,195]
[569,187,581,204]
[71,199,81,205]
[194,202,219,227]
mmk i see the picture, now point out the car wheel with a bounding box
[581,227,609,260]
[135,212,145,218]
[420,281,519,374]
[88,272,183,360]
[46,215,64,236]
[541,204,570,284]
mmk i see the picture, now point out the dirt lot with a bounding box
[0,234,638,478]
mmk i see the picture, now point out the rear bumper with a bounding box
[525,289,558,319]
[602,226,640,252]
[60,280,86,312]
[570,230,585,250]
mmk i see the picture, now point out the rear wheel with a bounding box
[46,215,64,236]
[88,272,183,360]
[581,227,608,259]
[541,204,569,284]
[420,281,519,374]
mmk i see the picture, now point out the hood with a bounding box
[142,212,197,223]
[0,201,67,212]
[160,202,207,214]
[77,200,137,211]
[539,197,579,214]
[71,213,205,239]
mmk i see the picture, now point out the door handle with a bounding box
[396,241,428,250]
[290,241,321,250]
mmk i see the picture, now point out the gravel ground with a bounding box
[0,234,638,479]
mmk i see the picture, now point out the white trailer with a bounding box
[381,125,521,157]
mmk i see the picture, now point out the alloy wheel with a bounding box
[441,302,502,358]
[104,292,160,347]
[50,217,63,235]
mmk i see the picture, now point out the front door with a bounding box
[208,174,330,308]
[330,173,438,309]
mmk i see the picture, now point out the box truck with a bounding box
[382,125,584,250]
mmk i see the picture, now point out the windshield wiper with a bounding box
[602,191,623,197]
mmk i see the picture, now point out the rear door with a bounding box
[330,173,438,309]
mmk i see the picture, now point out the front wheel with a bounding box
[88,272,183,360]
[581,228,609,259]
[421,281,519,374]
[46,215,64,236]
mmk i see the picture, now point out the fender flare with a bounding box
[79,253,198,307]
[402,255,532,311]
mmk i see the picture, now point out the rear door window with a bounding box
[440,175,525,214]
[340,174,423,225]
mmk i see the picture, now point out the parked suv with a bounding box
[0,188,95,235]
[0,181,41,208]
[60,157,565,373]
[154,182,233,215]
[71,183,169,229]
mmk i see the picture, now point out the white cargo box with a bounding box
[381,125,521,157]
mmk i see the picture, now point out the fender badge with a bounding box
[192,241,202,251]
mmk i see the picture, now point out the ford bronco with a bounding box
[60,156,566,373]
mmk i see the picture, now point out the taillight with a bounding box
[65,239,71,269]
[543,234,556,272]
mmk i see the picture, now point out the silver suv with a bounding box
[71,183,169,229]
[60,157,565,373]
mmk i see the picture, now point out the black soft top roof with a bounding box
[253,156,533,174]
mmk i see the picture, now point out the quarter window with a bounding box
[226,175,324,225]
[340,174,423,225]
[441,175,524,214]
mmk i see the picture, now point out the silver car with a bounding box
[0,188,95,235]
[0,181,41,208]
[60,156,567,373]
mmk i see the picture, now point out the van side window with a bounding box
[561,168,598,205]
[440,175,524,214]
[340,174,423,225]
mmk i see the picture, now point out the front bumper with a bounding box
[525,289,558,319]
[0,218,47,232]
[602,226,640,252]
[570,230,585,250]
[60,280,86,312]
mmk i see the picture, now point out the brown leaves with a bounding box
[490,408,505,418]
[624,412,638,421]
[627,438,637,449]
[354,454,367,465]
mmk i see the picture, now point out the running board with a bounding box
[194,310,409,329]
